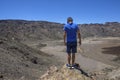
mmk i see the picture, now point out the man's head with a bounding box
[67,17,73,24]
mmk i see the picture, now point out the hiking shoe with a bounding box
[66,64,71,69]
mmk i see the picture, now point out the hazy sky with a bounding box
[0,0,120,24]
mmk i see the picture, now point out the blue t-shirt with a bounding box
[63,23,79,42]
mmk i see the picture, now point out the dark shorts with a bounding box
[66,42,77,54]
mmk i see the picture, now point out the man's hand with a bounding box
[64,31,66,46]
[77,29,81,46]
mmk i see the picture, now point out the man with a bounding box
[63,17,81,68]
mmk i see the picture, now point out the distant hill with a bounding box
[0,20,120,41]
[80,22,120,38]
[0,20,63,42]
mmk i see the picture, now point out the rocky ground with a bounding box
[0,37,63,80]
[40,65,92,80]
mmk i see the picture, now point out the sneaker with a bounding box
[72,63,81,69]
[71,66,74,69]
[71,64,76,69]
[66,64,71,69]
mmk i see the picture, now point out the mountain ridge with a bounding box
[0,20,120,41]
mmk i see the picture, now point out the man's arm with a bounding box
[77,29,81,45]
[64,31,67,45]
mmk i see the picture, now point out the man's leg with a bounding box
[66,42,71,65]
[72,53,75,65]
[71,42,77,66]
[67,53,71,64]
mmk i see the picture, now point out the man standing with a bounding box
[63,17,81,68]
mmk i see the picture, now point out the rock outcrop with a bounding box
[107,68,120,80]
[40,65,92,80]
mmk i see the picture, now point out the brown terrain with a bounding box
[0,20,120,80]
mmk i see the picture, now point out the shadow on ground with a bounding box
[102,46,120,62]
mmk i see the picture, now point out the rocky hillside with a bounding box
[80,22,120,38]
[0,20,63,42]
[0,20,63,80]
[0,37,62,80]
[0,20,120,41]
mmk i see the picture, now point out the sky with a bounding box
[0,0,120,24]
